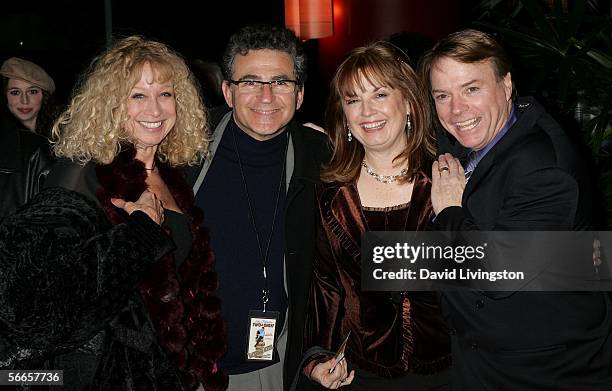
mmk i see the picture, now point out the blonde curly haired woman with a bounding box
[0,36,227,390]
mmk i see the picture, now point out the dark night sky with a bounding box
[1,0,285,103]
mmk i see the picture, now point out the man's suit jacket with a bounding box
[189,109,329,390]
[435,97,612,390]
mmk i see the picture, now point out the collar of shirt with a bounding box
[467,105,517,169]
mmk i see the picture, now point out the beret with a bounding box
[0,57,55,94]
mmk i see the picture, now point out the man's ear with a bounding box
[502,72,513,102]
[295,85,304,110]
[222,80,234,108]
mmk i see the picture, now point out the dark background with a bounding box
[0,0,471,123]
[1,0,284,104]
[2,1,610,125]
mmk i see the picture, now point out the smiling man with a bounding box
[418,29,612,390]
[190,25,328,391]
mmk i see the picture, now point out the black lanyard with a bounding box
[231,127,289,312]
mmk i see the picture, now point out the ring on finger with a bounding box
[438,166,450,173]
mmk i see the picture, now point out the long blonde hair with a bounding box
[52,35,208,165]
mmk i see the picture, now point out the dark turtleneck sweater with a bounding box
[196,117,288,374]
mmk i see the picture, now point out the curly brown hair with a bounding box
[52,35,208,165]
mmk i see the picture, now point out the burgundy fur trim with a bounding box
[95,146,228,391]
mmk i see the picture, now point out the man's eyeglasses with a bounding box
[228,79,298,94]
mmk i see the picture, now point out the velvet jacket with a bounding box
[0,187,174,390]
[0,116,54,219]
[304,172,451,378]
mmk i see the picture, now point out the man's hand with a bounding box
[432,153,465,215]
[111,190,164,225]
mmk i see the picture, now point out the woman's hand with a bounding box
[111,190,164,225]
[431,153,465,215]
[310,357,355,389]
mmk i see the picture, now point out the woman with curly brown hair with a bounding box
[0,36,227,390]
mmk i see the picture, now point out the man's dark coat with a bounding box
[189,108,329,390]
[435,97,612,390]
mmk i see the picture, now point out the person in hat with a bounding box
[0,57,55,218]
[1,57,58,136]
